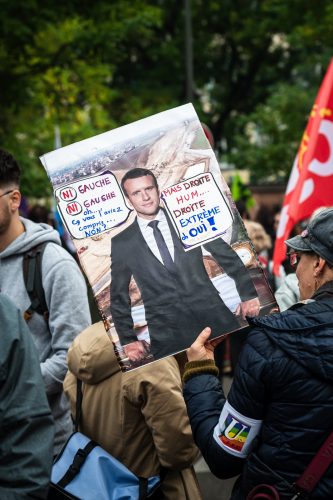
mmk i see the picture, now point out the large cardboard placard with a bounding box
[41,104,277,371]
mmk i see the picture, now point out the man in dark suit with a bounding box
[110,168,260,361]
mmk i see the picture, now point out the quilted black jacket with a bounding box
[184,282,333,499]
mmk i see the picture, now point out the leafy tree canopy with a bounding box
[1,0,333,196]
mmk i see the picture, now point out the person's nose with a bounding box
[141,190,150,201]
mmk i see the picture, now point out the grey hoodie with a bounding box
[274,272,300,311]
[0,217,91,454]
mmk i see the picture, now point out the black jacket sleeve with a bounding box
[110,237,137,345]
[183,329,271,480]
[183,373,245,479]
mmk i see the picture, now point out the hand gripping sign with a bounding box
[55,171,131,239]
[161,172,233,249]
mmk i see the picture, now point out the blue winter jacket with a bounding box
[184,282,333,499]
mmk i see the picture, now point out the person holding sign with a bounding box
[110,168,260,361]
[182,208,333,498]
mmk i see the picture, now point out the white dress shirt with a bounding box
[137,210,175,263]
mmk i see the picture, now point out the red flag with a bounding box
[273,59,333,275]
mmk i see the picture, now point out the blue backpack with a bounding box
[48,380,164,500]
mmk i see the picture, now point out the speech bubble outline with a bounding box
[55,170,132,239]
[161,172,233,249]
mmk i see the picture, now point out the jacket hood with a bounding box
[250,293,333,383]
[67,322,120,384]
[0,217,61,258]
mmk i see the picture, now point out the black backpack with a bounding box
[23,242,49,322]
[22,241,99,324]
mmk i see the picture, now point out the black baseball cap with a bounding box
[285,207,333,266]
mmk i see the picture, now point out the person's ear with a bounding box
[314,256,325,276]
[9,189,21,212]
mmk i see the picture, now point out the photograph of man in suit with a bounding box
[110,168,260,362]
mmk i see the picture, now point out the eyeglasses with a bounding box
[0,189,14,198]
[288,251,301,269]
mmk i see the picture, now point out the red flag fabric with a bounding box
[273,59,333,276]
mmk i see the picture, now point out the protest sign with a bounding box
[55,171,130,239]
[41,104,277,371]
[161,172,233,248]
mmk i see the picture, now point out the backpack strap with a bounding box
[23,242,49,322]
[57,439,98,488]
[292,430,333,498]
[74,379,83,432]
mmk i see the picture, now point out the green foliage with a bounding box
[227,83,316,183]
[0,0,163,196]
[1,0,333,196]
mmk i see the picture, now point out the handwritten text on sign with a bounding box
[55,171,130,239]
[161,173,233,248]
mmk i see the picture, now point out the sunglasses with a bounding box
[0,189,14,198]
[288,251,301,269]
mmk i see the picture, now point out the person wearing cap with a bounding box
[274,206,332,311]
[182,207,333,498]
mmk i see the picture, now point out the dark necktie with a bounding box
[148,220,176,274]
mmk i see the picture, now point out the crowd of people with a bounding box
[1,146,332,499]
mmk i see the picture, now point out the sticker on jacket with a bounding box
[213,400,262,458]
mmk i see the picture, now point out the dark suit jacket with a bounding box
[110,212,257,359]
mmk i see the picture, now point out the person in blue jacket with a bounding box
[0,293,54,499]
[183,207,333,499]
